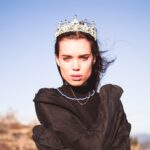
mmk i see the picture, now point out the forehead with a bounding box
[59,38,92,55]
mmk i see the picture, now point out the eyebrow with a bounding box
[61,54,91,57]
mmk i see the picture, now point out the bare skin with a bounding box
[56,38,95,86]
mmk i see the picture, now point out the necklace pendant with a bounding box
[78,102,85,106]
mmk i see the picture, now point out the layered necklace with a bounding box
[56,86,95,106]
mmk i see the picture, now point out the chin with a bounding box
[68,80,84,87]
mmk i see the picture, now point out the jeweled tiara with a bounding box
[55,16,97,40]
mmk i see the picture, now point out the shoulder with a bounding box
[33,87,58,103]
[98,84,124,110]
[33,87,77,113]
[98,84,124,117]
[99,84,123,100]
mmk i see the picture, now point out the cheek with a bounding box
[59,62,70,74]
[83,60,93,69]
[82,61,93,74]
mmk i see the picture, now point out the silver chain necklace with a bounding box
[56,87,95,105]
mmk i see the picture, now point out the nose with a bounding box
[72,60,80,71]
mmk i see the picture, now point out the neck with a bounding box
[63,81,93,96]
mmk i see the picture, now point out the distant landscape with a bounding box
[0,111,36,150]
[131,134,150,150]
[0,111,149,150]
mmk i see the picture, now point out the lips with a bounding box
[70,75,82,81]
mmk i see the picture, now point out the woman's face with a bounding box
[56,38,95,86]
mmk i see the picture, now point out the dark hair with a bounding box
[55,31,114,91]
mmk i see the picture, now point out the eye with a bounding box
[81,56,89,61]
[62,57,71,61]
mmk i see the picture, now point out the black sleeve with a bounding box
[110,100,131,150]
[103,84,131,150]
[32,125,67,150]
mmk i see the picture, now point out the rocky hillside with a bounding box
[0,112,36,150]
[130,137,142,150]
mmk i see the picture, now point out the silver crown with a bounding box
[55,16,97,40]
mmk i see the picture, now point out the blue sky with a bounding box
[0,0,150,135]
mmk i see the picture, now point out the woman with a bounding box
[32,17,131,150]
